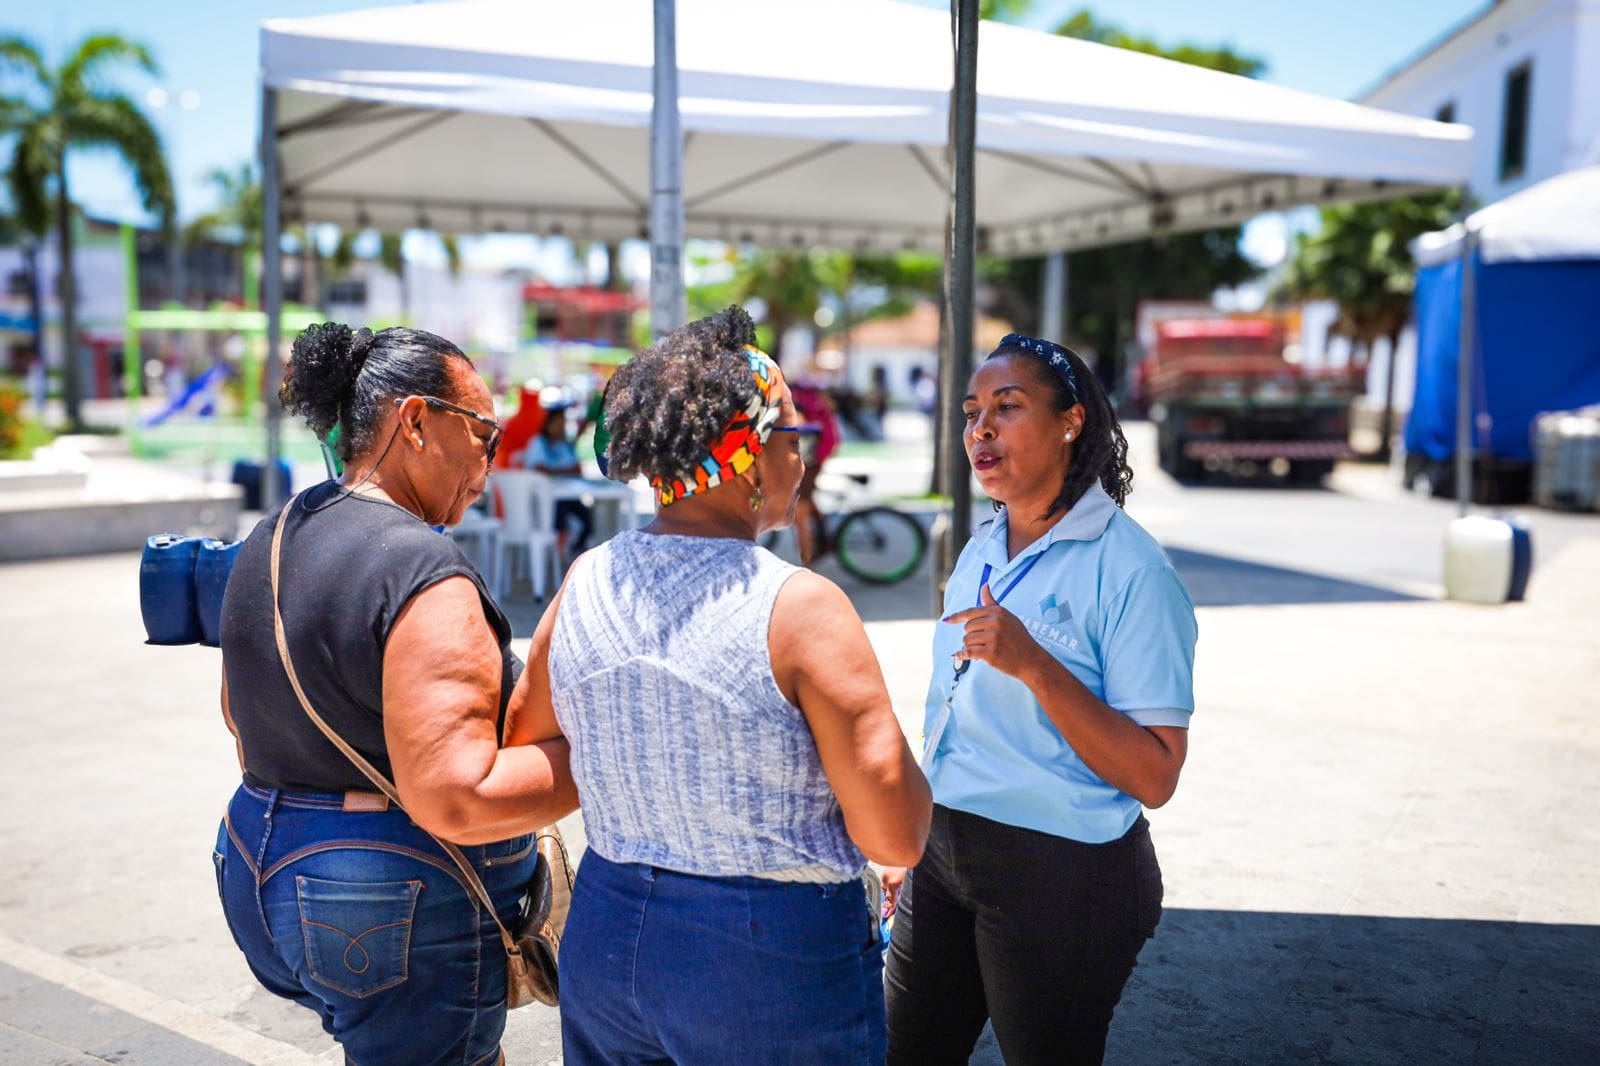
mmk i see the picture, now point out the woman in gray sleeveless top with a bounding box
[506,307,931,1064]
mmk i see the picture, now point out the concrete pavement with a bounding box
[1,459,1598,1062]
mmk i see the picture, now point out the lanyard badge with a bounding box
[919,553,1045,767]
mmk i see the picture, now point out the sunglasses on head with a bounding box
[397,396,504,465]
[771,422,823,464]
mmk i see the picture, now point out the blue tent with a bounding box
[1407,166,1600,464]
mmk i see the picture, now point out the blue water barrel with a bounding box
[140,535,203,645]
[230,459,294,511]
[195,538,243,647]
[1508,522,1533,602]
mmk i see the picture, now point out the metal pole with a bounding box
[121,224,142,455]
[649,0,686,340]
[939,0,979,571]
[261,86,285,509]
[1040,250,1065,340]
[1453,227,1476,516]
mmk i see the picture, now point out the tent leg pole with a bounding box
[261,85,285,509]
[1454,228,1476,516]
[649,0,685,340]
[937,0,979,602]
[1040,251,1065,340]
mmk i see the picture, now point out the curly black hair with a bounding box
[279,323,470,462]
[603,306,763,485]
[988,340,1133,516]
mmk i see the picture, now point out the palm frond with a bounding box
[6,118,55,235]
[60,34,159,93]
[66,93,175,231]
[0,36,49,86]
[0,92,39,132]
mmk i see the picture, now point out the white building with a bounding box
[1359,0,1600,203]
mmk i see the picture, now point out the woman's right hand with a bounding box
[880,866,907,917]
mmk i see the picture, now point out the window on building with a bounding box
[1435,101,1455,125]
[328,278,368,306]
[1499,62,1531,182]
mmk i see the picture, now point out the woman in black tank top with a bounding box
[212,323,577,1065]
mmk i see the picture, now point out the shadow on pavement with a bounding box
[1166,547,1424,607]
[969,909,1600,1065]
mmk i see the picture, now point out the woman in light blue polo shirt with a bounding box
[883,334,1197,1066]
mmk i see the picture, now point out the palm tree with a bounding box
[1277,191,1462,460]
[185,162,261,300]
[0,34,174,429]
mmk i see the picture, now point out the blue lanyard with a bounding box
[924,549,1049,767]
[952,552,1045,678]
[976,553,1044,609]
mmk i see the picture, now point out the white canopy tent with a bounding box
[260,0,1471,255]
[255,0,1473,510]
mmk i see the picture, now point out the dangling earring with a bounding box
[749,483,765,512]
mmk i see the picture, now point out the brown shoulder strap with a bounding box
[269,498,520,959]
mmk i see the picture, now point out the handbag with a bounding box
[269,496,573,1008]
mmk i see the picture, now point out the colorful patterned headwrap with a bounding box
[652,346,785,507]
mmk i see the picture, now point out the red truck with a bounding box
[1139,318,1362,483]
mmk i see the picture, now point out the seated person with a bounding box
[523,401,593,555]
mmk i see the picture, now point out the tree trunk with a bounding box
[1377,325,1404,463]
[606,242,626,292]
[55,164,81,431]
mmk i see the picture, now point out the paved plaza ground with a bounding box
[1,432,1597,1063]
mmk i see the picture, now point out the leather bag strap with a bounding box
[269,497,521,959]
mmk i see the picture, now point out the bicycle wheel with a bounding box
[833,507,926,585]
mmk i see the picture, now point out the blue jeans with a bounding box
[212,781,536,1066]
[559,850,885,1065]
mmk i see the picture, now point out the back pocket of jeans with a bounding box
[297,875,421,998]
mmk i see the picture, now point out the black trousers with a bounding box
[555,499,593,554]
[885,805,1162,1066]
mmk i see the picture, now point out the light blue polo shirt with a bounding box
[924,483,1198,843]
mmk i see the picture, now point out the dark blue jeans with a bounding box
[212,781,536,1065]
[560,850,885,1065]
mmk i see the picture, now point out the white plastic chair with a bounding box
[492,471,559,600]
[446,509,502,590]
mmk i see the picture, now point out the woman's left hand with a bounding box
[943,585,1049,682]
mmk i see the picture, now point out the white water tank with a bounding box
[1444,517,1515,604]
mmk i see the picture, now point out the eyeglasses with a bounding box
[398,396,503,465]
[772,422,822,464]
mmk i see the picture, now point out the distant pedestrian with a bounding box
[786,374,841,566]
[213,323,579,1065]
[523,399,593,556]
[512,306,931,1065]
[883,334,1198,1065]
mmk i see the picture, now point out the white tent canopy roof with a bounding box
[1413,165,1600,267]
[261,0,1473,254]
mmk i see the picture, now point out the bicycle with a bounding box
[761,471,927,585]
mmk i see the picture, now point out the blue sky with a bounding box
[5,0,1486,269]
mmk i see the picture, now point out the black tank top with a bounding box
[220,480,520,792]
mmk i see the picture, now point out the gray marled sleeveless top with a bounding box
[548,530,866,881]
